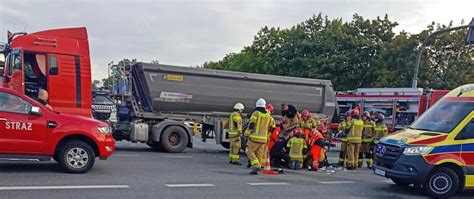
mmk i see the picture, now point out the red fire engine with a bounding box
[335,88,448,132]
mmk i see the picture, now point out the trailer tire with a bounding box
[160,126,189,153]
[424,167,460,198]
[57,141,95,174]
[220,142,230,149]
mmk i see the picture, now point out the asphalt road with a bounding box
[0,138,473,199]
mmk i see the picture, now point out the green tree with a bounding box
[204,13,473,90]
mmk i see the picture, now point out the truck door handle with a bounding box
[47,121,58,128]
[0,118,6,121]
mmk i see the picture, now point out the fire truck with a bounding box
[336,88,448,132]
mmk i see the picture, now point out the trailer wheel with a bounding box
[58,141,95,173]
[424,167,460,198]
[160,126,189,153]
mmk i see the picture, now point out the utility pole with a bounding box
[412,18,474,88]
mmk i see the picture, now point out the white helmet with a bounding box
[256,98,266,108]
[233,103,244,111]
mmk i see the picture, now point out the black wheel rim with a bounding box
[168,132,181,147]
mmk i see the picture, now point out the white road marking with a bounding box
[0,185,130,191]
[165,184,215,188]
[163,155,193,158]
[113,154,140,157]
[382,179,394,183]
[247,182,290,186]
[318,181,355,184]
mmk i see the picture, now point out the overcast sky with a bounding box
[0,0,472,80]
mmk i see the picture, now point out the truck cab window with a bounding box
[456,119,474,140]
[0,92,32,114]
[49,56,58,75]
[7,53,22,76]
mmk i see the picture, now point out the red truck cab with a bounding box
[0,27,92,117]
[0,87,115,173]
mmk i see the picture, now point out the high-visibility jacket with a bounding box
[347,119,364,143]
[300,118,318,130]
[362,120,376,143]
[374,123,388,144]
[228,111,243,138]
[287,137,307,159]
[338,120,352,142]
[245,111,275,143]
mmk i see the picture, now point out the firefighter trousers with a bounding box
[358,142,373,167]
[229,136,241,162]
[346,142,360,168]
[246,139,266,169]
[338,141,347,166]
[308,145,323,169]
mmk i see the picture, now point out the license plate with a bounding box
[375,168,386,176]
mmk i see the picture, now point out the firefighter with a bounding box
[337,112,352,167]
[228,103,244,165]
[262,104,276,165]
[300,110,318,139]
[281,104,299,140]
[307,128,325,171]
[287,128,307,170]
[373,113,388,145]
[358,111,375,169]
[245,98,275,175]
[346,110,364,170]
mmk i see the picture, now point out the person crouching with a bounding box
[287,128,307,170]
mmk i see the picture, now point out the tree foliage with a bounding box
[203,13,473,90]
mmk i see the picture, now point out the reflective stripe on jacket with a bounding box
[347,119,364,143]
[248,111,274,143]
[287,137,307,158]
[228,111,242,137]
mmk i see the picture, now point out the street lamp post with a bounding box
[412,18,474,88]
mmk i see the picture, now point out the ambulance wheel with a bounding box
[390,178,411,186]
[58,141,95,174]
[160,126,189,153]
[424,167,459,198]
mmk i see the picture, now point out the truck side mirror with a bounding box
[30,106,42,116]
[466,18,474,45]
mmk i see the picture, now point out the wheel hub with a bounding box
[430,173,452,194]
[66,147,89,169]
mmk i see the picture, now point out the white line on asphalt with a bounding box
[382,179,393,183]
[318,181,355,184]
[247,182,290,186]
[113,154,140,157]
[163,155,193,158]
[0,185,130,191]
[165,184,215,188]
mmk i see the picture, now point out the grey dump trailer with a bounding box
[111,62,337,152]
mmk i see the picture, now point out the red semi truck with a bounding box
[0,28,114,173]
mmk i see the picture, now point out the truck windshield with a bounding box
[410,100,474,133]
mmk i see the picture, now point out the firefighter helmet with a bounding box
[301,110,310,118]
[352,109,360,117]
[256,98,266,108]
[266,104,274,114]
[233,103,244,111]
